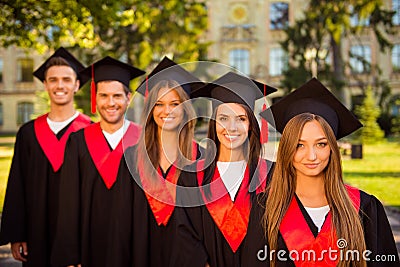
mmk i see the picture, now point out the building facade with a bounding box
[204,0,400,113]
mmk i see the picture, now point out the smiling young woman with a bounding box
[173,72,277,267]
[242,78,399,267]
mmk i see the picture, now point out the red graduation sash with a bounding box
[197,159,268,252]
[34,113,91,172]
[280,185,361,267]
[84,122,141,189]
[139,141,199,226]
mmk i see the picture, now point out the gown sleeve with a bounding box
[51,133,81,266]
[0,127,28,245]
[360,191,400,266]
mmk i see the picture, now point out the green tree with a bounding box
[280,0,395,104]
[354,87,384,144]
[1,0,209,114]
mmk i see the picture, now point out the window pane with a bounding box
[17,102,34,125]
[393,45,400,72]
[269,48,287,76]
[17,58,34,82]
[270,2,289,30]
[0,58,3,83]
[350,45,371,73]
[229,49,250,75]
[0,102,3,126]
[393,0,400,25]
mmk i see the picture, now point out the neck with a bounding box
[158,128,179,157]
[295,174,327,207]
[48,103,76,122]
[100,119,126,134]
[158,129,179,170]
[218,146,245,162]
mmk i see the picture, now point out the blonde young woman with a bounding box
[243,78,399,267]
[174,72,277,267]
[124,57,204,267]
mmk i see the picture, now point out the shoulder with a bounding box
[17,119,35,135]
[359,189,385,211]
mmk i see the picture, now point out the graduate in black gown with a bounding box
[124,57,205,267]
[174,72,277,267]
[0,47,91,267]
[242,78,400,267]
[50,56,145,267]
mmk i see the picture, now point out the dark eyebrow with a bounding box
[298,137,327,142]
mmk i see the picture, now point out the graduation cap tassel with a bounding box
[91,64,96,114]
[145,76,149,98]
[260,84,269,144]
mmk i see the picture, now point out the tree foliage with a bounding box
[354,87,385,144]
[0,0,209,114]
[0,0,208,65]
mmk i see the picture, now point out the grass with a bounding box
[342,142,400,209]
[0,137,399,212]
[0,156,12,213]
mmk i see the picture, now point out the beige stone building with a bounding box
[204,0,400,112]
[1,0,400,133]
[0,46,46,134]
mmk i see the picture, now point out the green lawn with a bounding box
[0,156,12,213]
[342,142,400,209]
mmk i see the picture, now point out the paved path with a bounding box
[0,207,399,266]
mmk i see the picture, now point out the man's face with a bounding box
[44,65,79,106]
[96,81,131,126]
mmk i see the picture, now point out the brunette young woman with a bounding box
[124,57,204,267]
[243,78,399,267]
[173,72,277,267]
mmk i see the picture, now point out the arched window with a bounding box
[17,102,34,125]
[269,47,287,76]
[392,44,400,72]
[270,2,289,30]
[229,49,250,75]
[0,102,3,126]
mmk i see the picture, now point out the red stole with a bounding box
[84,122,141,189]
[197,159,268,252]
[139,141,199,226]
[280,185,361,267]
[34,113,91,172]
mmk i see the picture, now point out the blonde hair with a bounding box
[263,113,366,267]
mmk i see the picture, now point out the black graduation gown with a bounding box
[0,115,91,267]
[173,160,274,267]
[51,127,144,267]
[124,143,204,267]
[242,191,400,267]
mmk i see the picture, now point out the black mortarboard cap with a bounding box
[80,56,145,88]
[80,56,145,113]
[33,47,87,87]
[260,78,362,139]
[136,56,204,96]
[191,72,277,110]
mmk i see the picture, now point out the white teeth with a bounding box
[162,118,174,121]
[224,134,239,140]
[55,92,66,96]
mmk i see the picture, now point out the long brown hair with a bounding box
[202,103,262,199]
[263,113,366,267]
[136,80,196,181]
